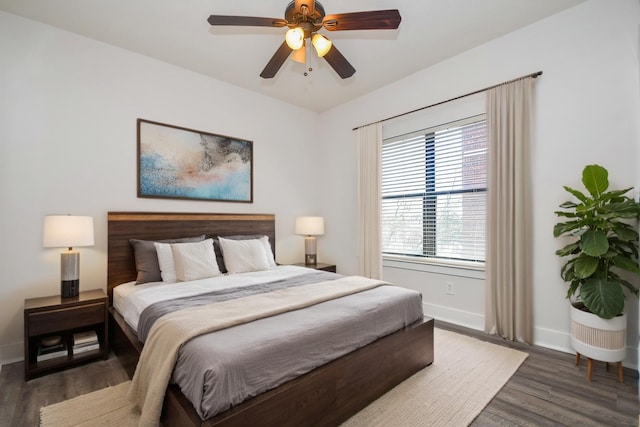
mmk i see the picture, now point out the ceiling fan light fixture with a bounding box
[209,2,401,79]
[292,44,306,63]
[311,33,332,57]
[285,27,305,50]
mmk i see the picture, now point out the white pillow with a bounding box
[219,236,271,273]
[170,239,220,282]
[259,235,277,268]
[153,242,178,283]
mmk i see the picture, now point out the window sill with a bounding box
[382,255,485,280]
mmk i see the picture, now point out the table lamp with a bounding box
[295,216,325,265]
[43,215,94,297]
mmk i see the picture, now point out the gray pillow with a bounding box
[130,235,206,284]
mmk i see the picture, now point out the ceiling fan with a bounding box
[207,1,401,79]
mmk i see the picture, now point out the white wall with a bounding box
[319,0,640,367]
[0,11,323,364]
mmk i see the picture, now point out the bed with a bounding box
[107,211,434,427]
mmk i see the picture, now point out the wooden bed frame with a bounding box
[107,211,434,427]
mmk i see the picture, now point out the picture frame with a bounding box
[137,119,253,203]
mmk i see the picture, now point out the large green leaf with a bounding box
[563,186,588,203]
[580,229,609,257]
[606,200,640,218]
[608,271,640,296]
[582,164,609,198]
[555,241,580,257]
[599,248,618,258]
[613,224,638,242]
[611,255,640,274]
[600,188,634,202]
[581,278,624,319]
[560,261,576,282]
[616,239,639,258]
[573,255,599,279]
[553,219,590,237]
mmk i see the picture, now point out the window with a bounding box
[381,115,487,264]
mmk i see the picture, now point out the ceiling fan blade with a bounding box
[323,44,355,79]
[260,41,293,79]
[323,10,401,31]
[208,15,288,28]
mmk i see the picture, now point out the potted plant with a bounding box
[553,164,640,376]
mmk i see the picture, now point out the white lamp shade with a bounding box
[285,27,305,50]
[43,215,95,248]
[312,34,332,57]
[295,216,325,236]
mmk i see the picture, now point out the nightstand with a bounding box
[24,289,109,380]
[291,263,337,273]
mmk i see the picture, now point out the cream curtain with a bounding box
[356,123,383,279]
[485,78,533,343]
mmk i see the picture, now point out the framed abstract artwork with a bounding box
[137,119,253,203]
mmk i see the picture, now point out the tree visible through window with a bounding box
[381,115,487,264]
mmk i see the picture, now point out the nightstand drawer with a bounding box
[28,302,105,336]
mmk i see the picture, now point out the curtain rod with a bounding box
[352,70,543,131]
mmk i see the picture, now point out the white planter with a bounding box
[570,304,626,362]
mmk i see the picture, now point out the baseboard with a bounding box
[423,302,484,331]
[425,304,639,371]
[0,341,23,367]
[533,325,572,353]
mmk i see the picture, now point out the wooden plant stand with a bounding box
[575,352,623,383]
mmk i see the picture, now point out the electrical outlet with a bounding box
[446,282,454,295]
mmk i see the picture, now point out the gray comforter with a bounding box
[142,272,424,420]
[137,271,340,342]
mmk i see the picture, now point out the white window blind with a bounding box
[381,115,487,264]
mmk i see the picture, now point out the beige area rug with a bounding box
[40,329,528,427]
[342,329,528,426]
[39,381,139,427]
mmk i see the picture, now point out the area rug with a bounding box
[40,328,528,427]
[342,329,528,426]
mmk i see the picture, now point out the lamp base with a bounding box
[61,280,79,298]
[304,236,317,265]
[61,250,80,298]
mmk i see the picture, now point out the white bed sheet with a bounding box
[113,265,314,333]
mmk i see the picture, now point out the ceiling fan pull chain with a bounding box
[304,42,311,76]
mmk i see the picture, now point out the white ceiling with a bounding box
[0,0,585,112]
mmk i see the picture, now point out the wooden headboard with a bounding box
[107,212,276,303]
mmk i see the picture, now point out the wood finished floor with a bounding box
[0,321,637,427]
[436,322,639,427]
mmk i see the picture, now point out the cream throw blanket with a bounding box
[128,276,386,427]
